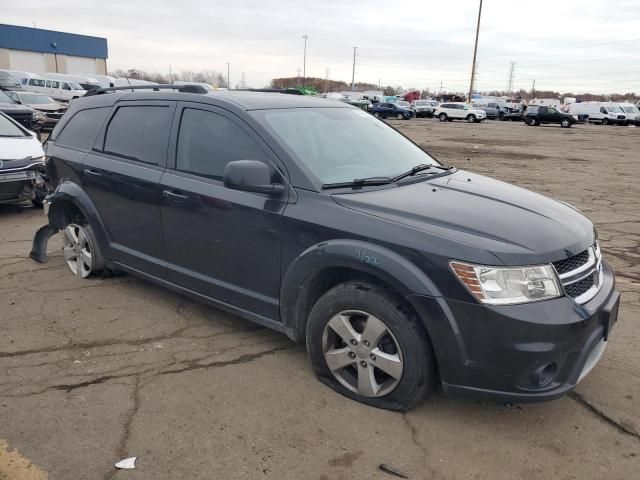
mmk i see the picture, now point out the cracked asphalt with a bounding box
[1,120,639,479]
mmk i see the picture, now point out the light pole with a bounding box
[351,46,357,90]
[468,0,482,102]
[226,62,230,89]
[302,34,308,88]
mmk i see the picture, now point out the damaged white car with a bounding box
[0,111,46,207]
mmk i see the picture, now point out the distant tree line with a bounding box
[108,70,638,101]
[109,69,228,88]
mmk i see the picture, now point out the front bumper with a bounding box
[408,260,619,403]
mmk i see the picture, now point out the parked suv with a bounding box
[32,86,619,411]
[525,105,577,128]
[371,102,413,120]
[411,100,438,118]
[434,103,486,123]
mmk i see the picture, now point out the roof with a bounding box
[74,89,351,111]
[208,91,348,110]
[0,24,108,59]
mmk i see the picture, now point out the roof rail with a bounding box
[84,84,208,97]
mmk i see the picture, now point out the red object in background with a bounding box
[402,91,421,102]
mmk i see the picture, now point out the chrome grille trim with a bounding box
[554,242,602,304]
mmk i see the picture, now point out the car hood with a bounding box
[0,135,44,161]
[331,170,594,265]
[27,103,66,112]
[0,102,34,113]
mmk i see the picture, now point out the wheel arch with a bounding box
[280,239,441,343]
[48,181,110,254]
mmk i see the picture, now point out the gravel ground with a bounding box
[1,119,638,479]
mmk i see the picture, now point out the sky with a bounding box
[4,0,640,94]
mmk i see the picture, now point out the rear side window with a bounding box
[176,108,266,180]
[29,79,46,87]
[103,106,172,165]
[56,107,110,150]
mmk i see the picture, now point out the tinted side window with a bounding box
[176,108,266,180]
[56,107,110,150]
[30,79,46,87]
[103,106,172,165]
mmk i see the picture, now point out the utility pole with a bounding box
[302,34,308,87]
[531,79,536,98]
[325,68,330,93]
[468,0,483,102]
[440,80,443,95]
[169,65,172,84]
[351,47,357,90]
[507,61,516,94]
[241,72,246,88]
[226,62,230,89]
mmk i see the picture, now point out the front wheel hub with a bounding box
[322,310,403,397]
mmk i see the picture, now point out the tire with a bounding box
[602,118,609,125]
[396,113,404,120]
[560,118,571,128]
[527,117,537,126]
[306,282,436,411]
[373,112,381,119]
[62,223,105,279]
[439,113,448,122]
[466,114,476,123]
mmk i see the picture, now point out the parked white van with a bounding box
[567,102,627,125]
[613,103,640,126]
[20,76,85,101]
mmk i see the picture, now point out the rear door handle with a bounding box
[84,168,102,177]
[162,190,189,201]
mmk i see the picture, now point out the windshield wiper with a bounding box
[393,164,452,182]
[322,176,394,190]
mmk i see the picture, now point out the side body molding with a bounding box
[280,239,442,341]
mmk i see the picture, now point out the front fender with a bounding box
[280,239,442,340]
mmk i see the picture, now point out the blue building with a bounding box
[0,24,108,75]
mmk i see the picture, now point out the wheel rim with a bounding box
[322,310,403,398]
[468,115,475,122]
[374,113,380,118]
[397,114,403,120]
[439,114,446,121]
[62,224,93,278]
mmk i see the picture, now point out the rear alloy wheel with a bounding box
[396,113,404,120]
[439,113,448,122]
[560,118,571,128]
[602,118,609,125]
[467,114,476,123]
[62,223,104,278]
[306,282,436,411]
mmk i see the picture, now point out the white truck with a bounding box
[567,102,627,125]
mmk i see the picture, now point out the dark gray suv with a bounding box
[32,86,619,411]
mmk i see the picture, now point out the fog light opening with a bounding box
[533,362,557,388]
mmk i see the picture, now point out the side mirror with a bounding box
[223,160,285,195]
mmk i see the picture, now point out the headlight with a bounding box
[32,111,46,121]
[450,261,562,305]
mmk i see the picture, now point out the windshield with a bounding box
[68,81,83,90]
[19,94,56,104]
[607,106,623,113]
[254,107,440,185]
[413,100,429,106]
[396,102,410,108]
[622,106,639,114]
[0,90,14,103]
[0,114,28,137]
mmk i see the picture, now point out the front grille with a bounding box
[553,250,589,275]
[564,274,595,298]
[617,115,626,119]
[554,243,602,304]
